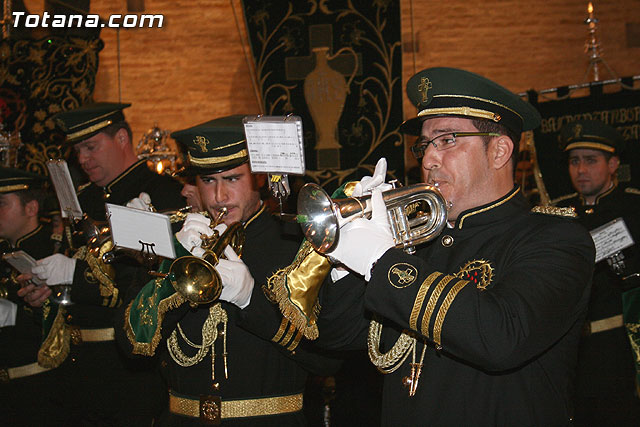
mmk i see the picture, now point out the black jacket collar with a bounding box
[454,186,527,230]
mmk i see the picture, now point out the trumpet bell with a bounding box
[167,222,245,306]
[169,256,222,306]
[297,183,448,254]
[49,285,73,306]
[297,184,341,253]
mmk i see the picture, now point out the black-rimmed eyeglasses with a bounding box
[410,132,501,159]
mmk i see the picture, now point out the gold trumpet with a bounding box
[165,208,245,307]
[297,183,448,255]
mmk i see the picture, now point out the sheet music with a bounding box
[105,204,176,259]
[2,251,46,285]
[46,160,83,219]
[243,116,305,175]
[590,217,635,262]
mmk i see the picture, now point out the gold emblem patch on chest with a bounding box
[455,259,494,290]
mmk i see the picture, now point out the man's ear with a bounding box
[489,136,514,170]
[24,199,39,218]
[608,155,620,174]
[115,128,129,147]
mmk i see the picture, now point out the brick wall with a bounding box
[91,0,640,164]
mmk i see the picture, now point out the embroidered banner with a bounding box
[0,35,103,174]
[529,85,640,200]
[241,0,403,194]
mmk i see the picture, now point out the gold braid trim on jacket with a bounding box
[76,243,118,306]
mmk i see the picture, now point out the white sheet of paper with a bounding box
[2,251,46,285]
[46,160,83,219]
[105,204,176,259]
[590,217,635,263]
[243,116,305,175]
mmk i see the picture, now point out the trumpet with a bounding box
[163,208,245,307]
[297,182,448,255]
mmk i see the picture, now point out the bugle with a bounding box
[297,183,448,255]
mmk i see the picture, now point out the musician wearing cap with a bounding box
[17,102,184,424]
[0,167,67,424]
[313,67,595,425]
[116,115,340,425]
[552,120,640,425]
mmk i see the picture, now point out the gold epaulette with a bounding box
[550,192,578,206]
[625,187,640,196]
[531,205,577,218]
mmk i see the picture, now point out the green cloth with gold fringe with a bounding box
[124,238,190,356]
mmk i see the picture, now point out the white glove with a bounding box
[0,299,17,327]
[217,245,254,309]
[330,267,350,283]
[176,213,217,257]
[126,192,153,211]
[352,157,393,197]
[31,254,77,286]
[329,189,394,280]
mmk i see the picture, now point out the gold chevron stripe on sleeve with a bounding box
[272,318,289,343]
[420,275,455,338]
[409,272,442,330]
[286,330,303,351]
[432,279,468,345]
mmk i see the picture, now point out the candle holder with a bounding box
[136,123,180,175]
[583,2,616,82]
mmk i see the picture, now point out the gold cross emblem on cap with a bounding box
[417,77,433,103]
[572,124,582,139]
[194,136,209,152]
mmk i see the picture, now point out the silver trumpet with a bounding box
[297,182,448,255]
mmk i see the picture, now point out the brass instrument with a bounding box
[165,208,245,307]
[297,183,448,255]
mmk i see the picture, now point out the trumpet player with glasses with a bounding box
[17,102,185,425]
[116,115,341,426]
[311,67,596,425]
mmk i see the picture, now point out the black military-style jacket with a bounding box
[554,183,640,320]
[0,224,64,367]
[553,183,640,424]
[69,159,184,327]
[319,187,594,426]
[39,160,185,425]
[117,205,341,426]
[77,159,184,222]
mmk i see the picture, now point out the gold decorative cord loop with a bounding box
[167,303,228,380]
[367,318,415,373]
